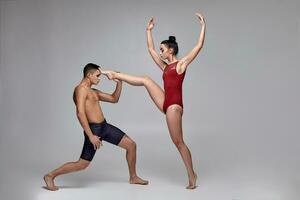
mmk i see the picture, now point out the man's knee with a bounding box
[77,160,90,170]
[127,139,137,151]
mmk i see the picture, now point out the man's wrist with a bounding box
[87,133,94,138]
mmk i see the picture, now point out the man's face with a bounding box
[88,69,101,85]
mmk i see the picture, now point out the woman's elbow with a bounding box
[148,48,155,53]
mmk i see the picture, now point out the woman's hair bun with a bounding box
[169,36,176,42]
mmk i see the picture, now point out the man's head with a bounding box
[83,63,101,85]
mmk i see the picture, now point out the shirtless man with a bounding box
[43,63,148,191]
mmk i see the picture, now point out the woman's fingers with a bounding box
[150,17,154,23]
[196,12,204,21]
[147,17,154,28]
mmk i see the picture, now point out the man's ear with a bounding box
[86,72,92,78]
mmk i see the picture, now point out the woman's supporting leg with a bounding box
[165,105,197,189]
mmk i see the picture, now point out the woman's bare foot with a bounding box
[129,175,149,185]
[101,70,117,80]
[186,173,197,189]
[43,174,59,191]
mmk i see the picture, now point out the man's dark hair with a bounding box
[83,63,101,77]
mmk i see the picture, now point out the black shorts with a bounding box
[80,119,125,161]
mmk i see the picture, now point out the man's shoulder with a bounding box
[75,84,86,91]
[74,85,89,95]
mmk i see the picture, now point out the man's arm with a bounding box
[97,79,122,103]
[75,86,102,150]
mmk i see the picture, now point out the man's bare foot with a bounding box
[129,175,149,185]
[186,173,197,189]
[43,174,59,191]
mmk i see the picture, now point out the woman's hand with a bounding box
[196,12,205,25]
[146,17,155,31]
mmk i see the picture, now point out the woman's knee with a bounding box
[166,105,183,115]
[173,139,185,149]
[142,75,153,86]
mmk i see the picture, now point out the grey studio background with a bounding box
[0,0,299,200]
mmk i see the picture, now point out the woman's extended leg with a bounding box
[104,71,165,112]
[165,105,197,189]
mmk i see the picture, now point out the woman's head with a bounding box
[160,36,178,59]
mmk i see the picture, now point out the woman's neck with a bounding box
[167,55,178,64]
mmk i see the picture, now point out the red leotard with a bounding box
[162,61,186,113]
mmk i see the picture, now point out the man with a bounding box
[44,63,148,191]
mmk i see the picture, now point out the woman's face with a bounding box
[159,43,171,60]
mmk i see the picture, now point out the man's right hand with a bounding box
[89,135,102,150]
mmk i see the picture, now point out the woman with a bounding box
[103,12,205,189]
